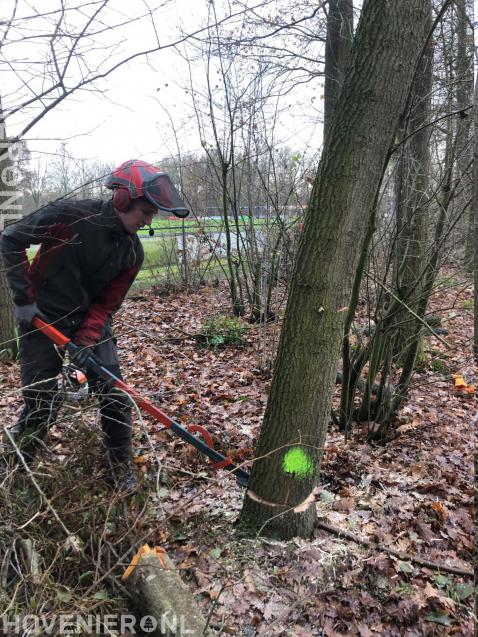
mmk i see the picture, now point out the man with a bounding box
[0,159,189,490]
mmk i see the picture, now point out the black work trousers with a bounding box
[16,326,132,465]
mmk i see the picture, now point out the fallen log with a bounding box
[122,545,211,637]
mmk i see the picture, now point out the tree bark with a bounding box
[323,0,353,142]
[0,267,16,357]
[456,0,474,269]
[473,73,477,360]
[239,0,432,540]
[0,95,20,358]
[123,548,210,637]
[392,10,433,363]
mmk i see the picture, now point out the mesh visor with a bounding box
[143,174,189,218]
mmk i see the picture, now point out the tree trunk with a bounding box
[0,96,21,358]
[365,41,458,434]
[456,0,474,269]
[0,267,17,357]
[239,0,431,540]
[392,12,433,363]
[323,0,353,143]
[221,163,244,316]
[473,73,477,359]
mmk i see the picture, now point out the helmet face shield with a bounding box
[105,160,190,218]
[144,174,189,218]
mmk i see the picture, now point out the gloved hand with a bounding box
[70,344,100,370]
[14,302,42,328]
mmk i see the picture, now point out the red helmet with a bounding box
[105,160,189,218]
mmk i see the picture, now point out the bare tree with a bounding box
[474,73,477,359]
[454,0,475,268]
[0,95,18,354]
[0,0,271,355]
[334,0,475,439]
[239,0,432,540]
[180,0,320,320]
[323,0,354,141]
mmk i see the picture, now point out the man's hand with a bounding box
[70,345,100,370]
[14,302,42,328]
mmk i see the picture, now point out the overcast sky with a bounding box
[5,0,473,172]
[2,0,324,169]
[3,0,209,163]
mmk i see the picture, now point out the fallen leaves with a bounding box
[0,276,474,636]
[334,496,356,512]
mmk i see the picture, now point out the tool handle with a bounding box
[32,316,71,347]
[31,316,250,487]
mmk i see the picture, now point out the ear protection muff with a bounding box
[112,188,132,212]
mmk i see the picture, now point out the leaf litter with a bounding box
[0,277,474,635]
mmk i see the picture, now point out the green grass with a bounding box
[134,256,228,288]
[438,276,460,288]
[135,237,178,284]
[142,236,177,268]
[136,215,269,239]
[26,237,225,289]
[26,237,176,267]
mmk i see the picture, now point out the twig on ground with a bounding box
[3,427,82,554]
[317,520,473,577]
[18,538,42,585]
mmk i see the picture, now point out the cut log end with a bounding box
[124,547,211,637]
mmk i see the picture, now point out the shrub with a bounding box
[196,315,248,349]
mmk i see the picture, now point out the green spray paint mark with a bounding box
[282,447,314,479]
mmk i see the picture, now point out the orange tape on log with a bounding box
[122,544,169,581]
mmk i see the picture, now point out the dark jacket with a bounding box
[0,198,144,345]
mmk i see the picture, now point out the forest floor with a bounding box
[0,273,475,636]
